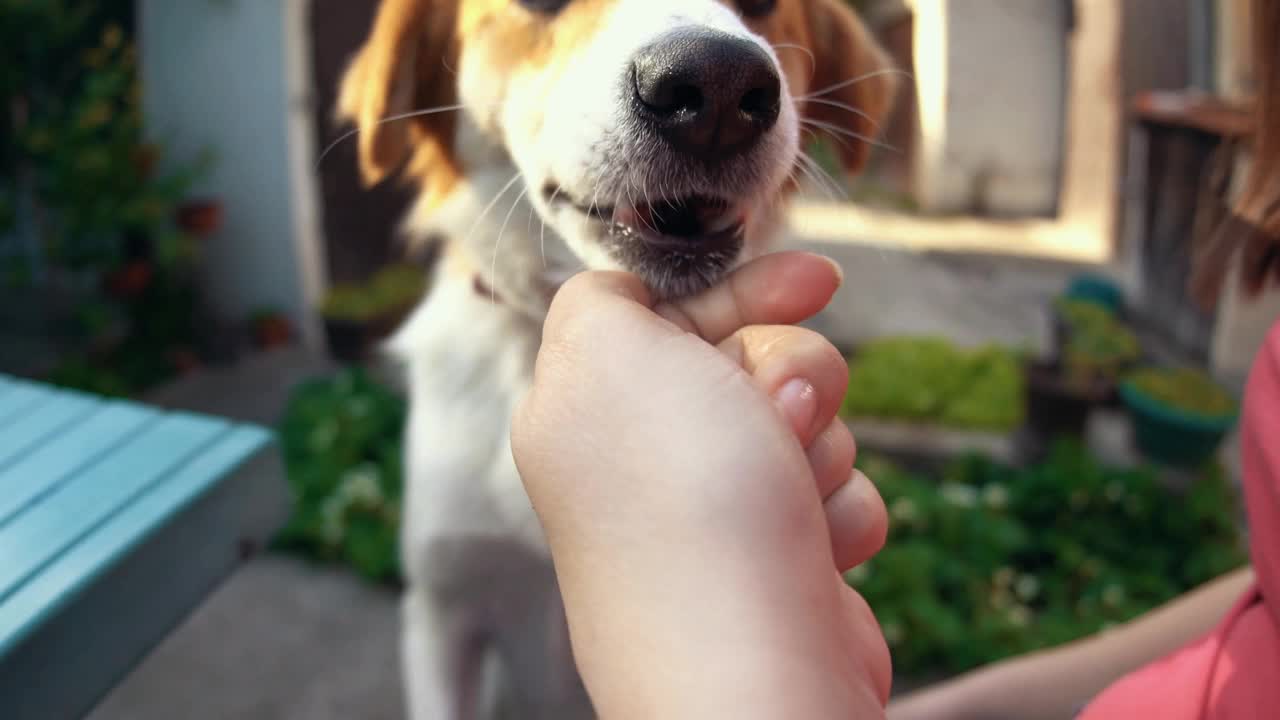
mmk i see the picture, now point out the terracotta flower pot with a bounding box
[177,199,223,237]
[252,314,293,349]
[133,143,160,179]
[103,260,154,299]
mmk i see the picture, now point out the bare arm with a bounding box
[888,565,1254,720]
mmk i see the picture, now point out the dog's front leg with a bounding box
[401,588,487,720]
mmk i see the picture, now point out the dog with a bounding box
[337,1,896,717]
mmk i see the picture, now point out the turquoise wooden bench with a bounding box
[0,374,285,720]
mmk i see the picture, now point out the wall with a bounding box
[137,0,326,345]
[910,0,1068,217]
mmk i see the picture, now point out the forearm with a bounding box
[889,566,1254,720]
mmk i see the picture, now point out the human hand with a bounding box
[512,252,891,719]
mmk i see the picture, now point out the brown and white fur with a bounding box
[337,1,896,717]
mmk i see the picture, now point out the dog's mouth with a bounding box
[547,187,746,250]
[546,187,747,297]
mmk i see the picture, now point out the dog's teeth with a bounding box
[612,206,638,226]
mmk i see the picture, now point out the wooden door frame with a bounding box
[789,0,1124,265]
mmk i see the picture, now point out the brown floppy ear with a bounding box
[337,0,460,209]
[801,0,899,173]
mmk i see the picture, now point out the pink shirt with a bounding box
[1079,320,1280,719]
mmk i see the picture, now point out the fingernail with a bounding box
[773,378,818,438]
[811,253,844,287]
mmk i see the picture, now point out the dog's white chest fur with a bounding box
[391,271,547,568]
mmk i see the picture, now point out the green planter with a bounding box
[1119,375,1238,468]
[1062,274,1124,316]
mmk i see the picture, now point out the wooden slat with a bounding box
[0,425,272,656]
[0,413,230,600]
[0,384,53,431]
[0,392,100,472]
[0,403,156,526]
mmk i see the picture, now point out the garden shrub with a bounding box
[849,441,1246,676]
[842,337,1025,431]
[276,369,406,583]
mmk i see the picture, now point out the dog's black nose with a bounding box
[632,29,781,160]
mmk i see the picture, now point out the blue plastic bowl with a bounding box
[1119,381,1239,467]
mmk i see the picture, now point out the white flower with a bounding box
[982,483,1010,510]
[1102,584,1127,609]
[941,483,979,508]
[1015,574,1041,602]
[1007,605,1033,628]
[890,498,918,524]
[882,622,904,647]
[993,567,1016,587]
[338,464,384,506]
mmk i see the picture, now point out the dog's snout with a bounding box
[632,30,781,159]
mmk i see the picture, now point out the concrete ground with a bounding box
[794,240,1080,353]
[81,243,1107,719]
[88,556,404,720]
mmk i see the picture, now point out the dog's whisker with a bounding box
[802,118,900,155]
[801,97,881,129]
[464,171,524,277]
[794,160,835,203]
[771,43,816,77]
[796,152,844,202]
[315,103,468,169]
[799,68,914,101]
[804,151,851,201]
[492,185,531,305]
[541,185,562,270]
[798,128,852,201]
[801,123,853,156]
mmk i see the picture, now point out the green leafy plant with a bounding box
[275,369,406,583]
[1125,367,1238,419]
[321,263,426,322]
[847,442,1246,676]
[841,337,1025,431]
[4,1,210,396]
[1055,299,1141,388]
[2,5,205,274]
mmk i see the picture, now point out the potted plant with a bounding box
[1061,274,1125,317]
[176,197,223,237]
[251,309,293,350]
[320,263,426,364]
[1027,300,1141,436]
[1119,367,1239,468]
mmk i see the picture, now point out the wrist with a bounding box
[552,548,878,718]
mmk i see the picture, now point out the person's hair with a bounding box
[1190,0,1280,309]
[1241,0,1280,232]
